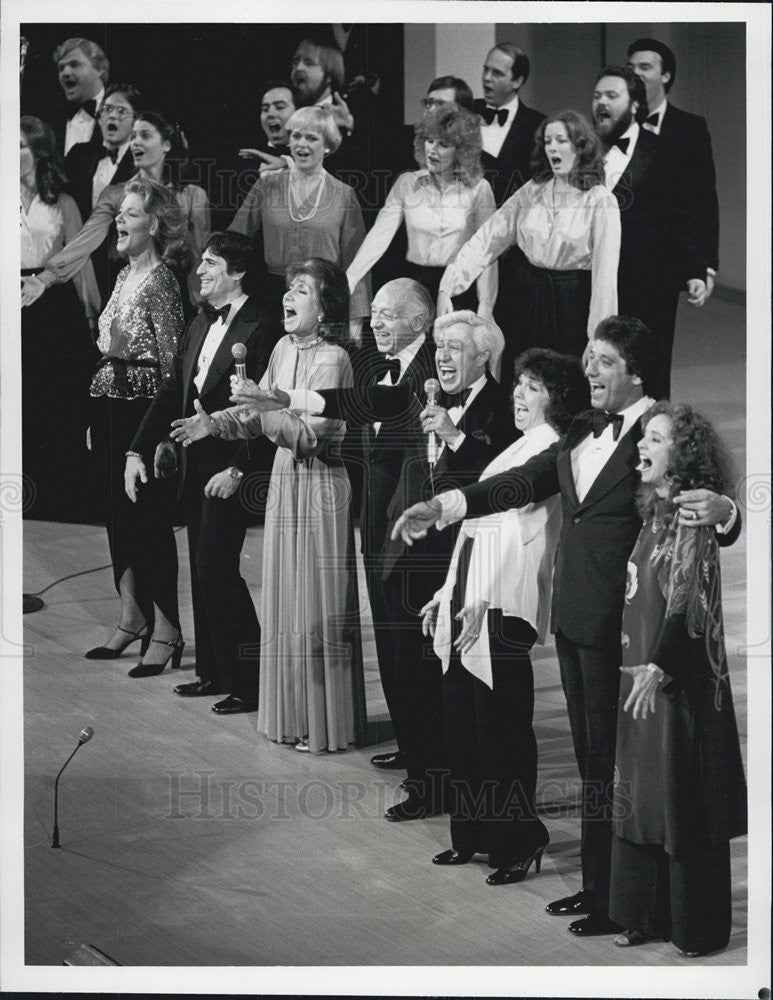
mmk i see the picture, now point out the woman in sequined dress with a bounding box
[609,402,747,957]
[85,178,187,677]
[171,259,366,753]
[22,111,210,319]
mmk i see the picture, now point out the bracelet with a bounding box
[125,450,143,459]
[646,663,665,683]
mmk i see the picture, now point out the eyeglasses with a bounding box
[421,97,447,109]
[98,104,133,119]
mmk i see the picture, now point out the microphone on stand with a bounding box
[424,378,441,467]
[52,726,94,848]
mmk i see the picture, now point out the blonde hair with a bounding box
[286,106,342,155]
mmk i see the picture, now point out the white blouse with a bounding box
[440,178,621,336]
[433,420,562,689]
[346,170,498,314]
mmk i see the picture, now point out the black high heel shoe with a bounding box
[128,634,184,678]
[486,842,547,886]
[432,847,475,866]
[85,624,150,660]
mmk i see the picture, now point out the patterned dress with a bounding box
[213,336,366,752]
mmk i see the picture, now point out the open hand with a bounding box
[453,600,488,654]
[620,664,662,720]
[170,399,214,447]
[229,377,289,410]
[420,598,440,638]
[391,499,443,545]
[124,454,148,503]
[674,488,734,527]
[21,274,46,307]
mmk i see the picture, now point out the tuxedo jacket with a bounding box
[131,296,282,486]
[318,356,513,580]
[610,128,707,316]
[463,409,741,649]
[64,140,135,224]
[474,98,546,206]
[658,102,719,272]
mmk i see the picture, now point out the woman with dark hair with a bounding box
[22,110,210,318]
[609,402,746,956]
[421,348,586,884]
[439,109,620,358]
[170,258,366,753]
[85,178,186,677]
[20,115,100,519]
[346,104,496,313]
[229,105,370,336]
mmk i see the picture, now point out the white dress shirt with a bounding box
[603,121,640,190]
[91,141,131,207]
[480,94,520,159]
[64,87,104,154]
[193,294,248,393]
[571,395,654,501]
[441,370,488,455]
[642,99,668,135]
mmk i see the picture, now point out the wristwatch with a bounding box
[227,467,244,481]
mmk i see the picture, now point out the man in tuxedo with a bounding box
[593,67,707,398]
[474,43,545,206]
[65,83,140,223]
[394,314,740,932]
[126,232,281,714]
[627,37,719,299]
[53,37,108,155]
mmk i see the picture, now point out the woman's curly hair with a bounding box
[122,177,191,275]
[413,105,483,186]
[21,116,68,205]
[636,401,736,523]
[512,348,587,434]
[530,109,605,191]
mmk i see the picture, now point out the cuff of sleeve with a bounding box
[447,430,465,452]
[437,489,467,529]
[39,270,56,288]
[285,388,325,414]
[715,497,738,535]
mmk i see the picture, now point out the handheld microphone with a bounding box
[52,726,95,848]
[424,378,441,466]
[231,343,247,381]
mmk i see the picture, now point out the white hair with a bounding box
[433,310,505,380]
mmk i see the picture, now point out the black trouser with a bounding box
[183,464,260,701]
[91,395,179,630]
[554,629,621,915]
[610,835,732,955]
[444,612,546,867]
[618,278,681,400]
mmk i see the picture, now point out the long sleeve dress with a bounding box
[211,335,366,753]
[439,178,620,357]
[21,191,100,520]
[89,263,184,629]
[609,519,747,955]
[431,421,562,866]
[36,179,211,317]
[229,169,371,320]
[345,170,497,313]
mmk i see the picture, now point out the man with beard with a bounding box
[290,37,354,134]
[592,66,706,398]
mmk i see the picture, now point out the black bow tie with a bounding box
[69,98,97,120]
[644,112,660,128]
[611,136,630,154]
[481,106,509,127]
[376,357,402,384]
[445,386,472,408]
[203,303,230,325]
[591,410,625,441]
[103,146,119,163]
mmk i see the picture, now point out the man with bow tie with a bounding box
[627,38,719,304]
[235,281,513,817]
[53,37,108,155]
[592,66,706,398]
[392,313,739,934]
[126,232,281,715]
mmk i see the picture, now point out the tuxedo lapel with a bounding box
[182,315,210,411]
[199,300,259,398]
[614,134,657,194]
[578,424,643,511]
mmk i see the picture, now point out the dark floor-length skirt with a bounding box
[512,259,591,359]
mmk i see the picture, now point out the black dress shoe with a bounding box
[432,848,474,866]
[384,795,441,822]
[212,695,258,714]
[174,679,221,697]
[568,912,623,936]
[546,888,593,916]
[371,750,407,770]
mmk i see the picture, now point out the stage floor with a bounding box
[19,293,751,972]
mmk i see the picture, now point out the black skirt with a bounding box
[511,259,591,358]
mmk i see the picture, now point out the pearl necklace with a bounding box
[288,170,327,223]
[291,335,323,350]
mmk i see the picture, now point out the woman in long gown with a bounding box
[420,349,586,884]
[438,109,620,359]
[20,116,100,520]
[345,104,497,314]
[171,258,366,753]
[609,401,747,956]
[86,178,186,676]
[22,110,210,320]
